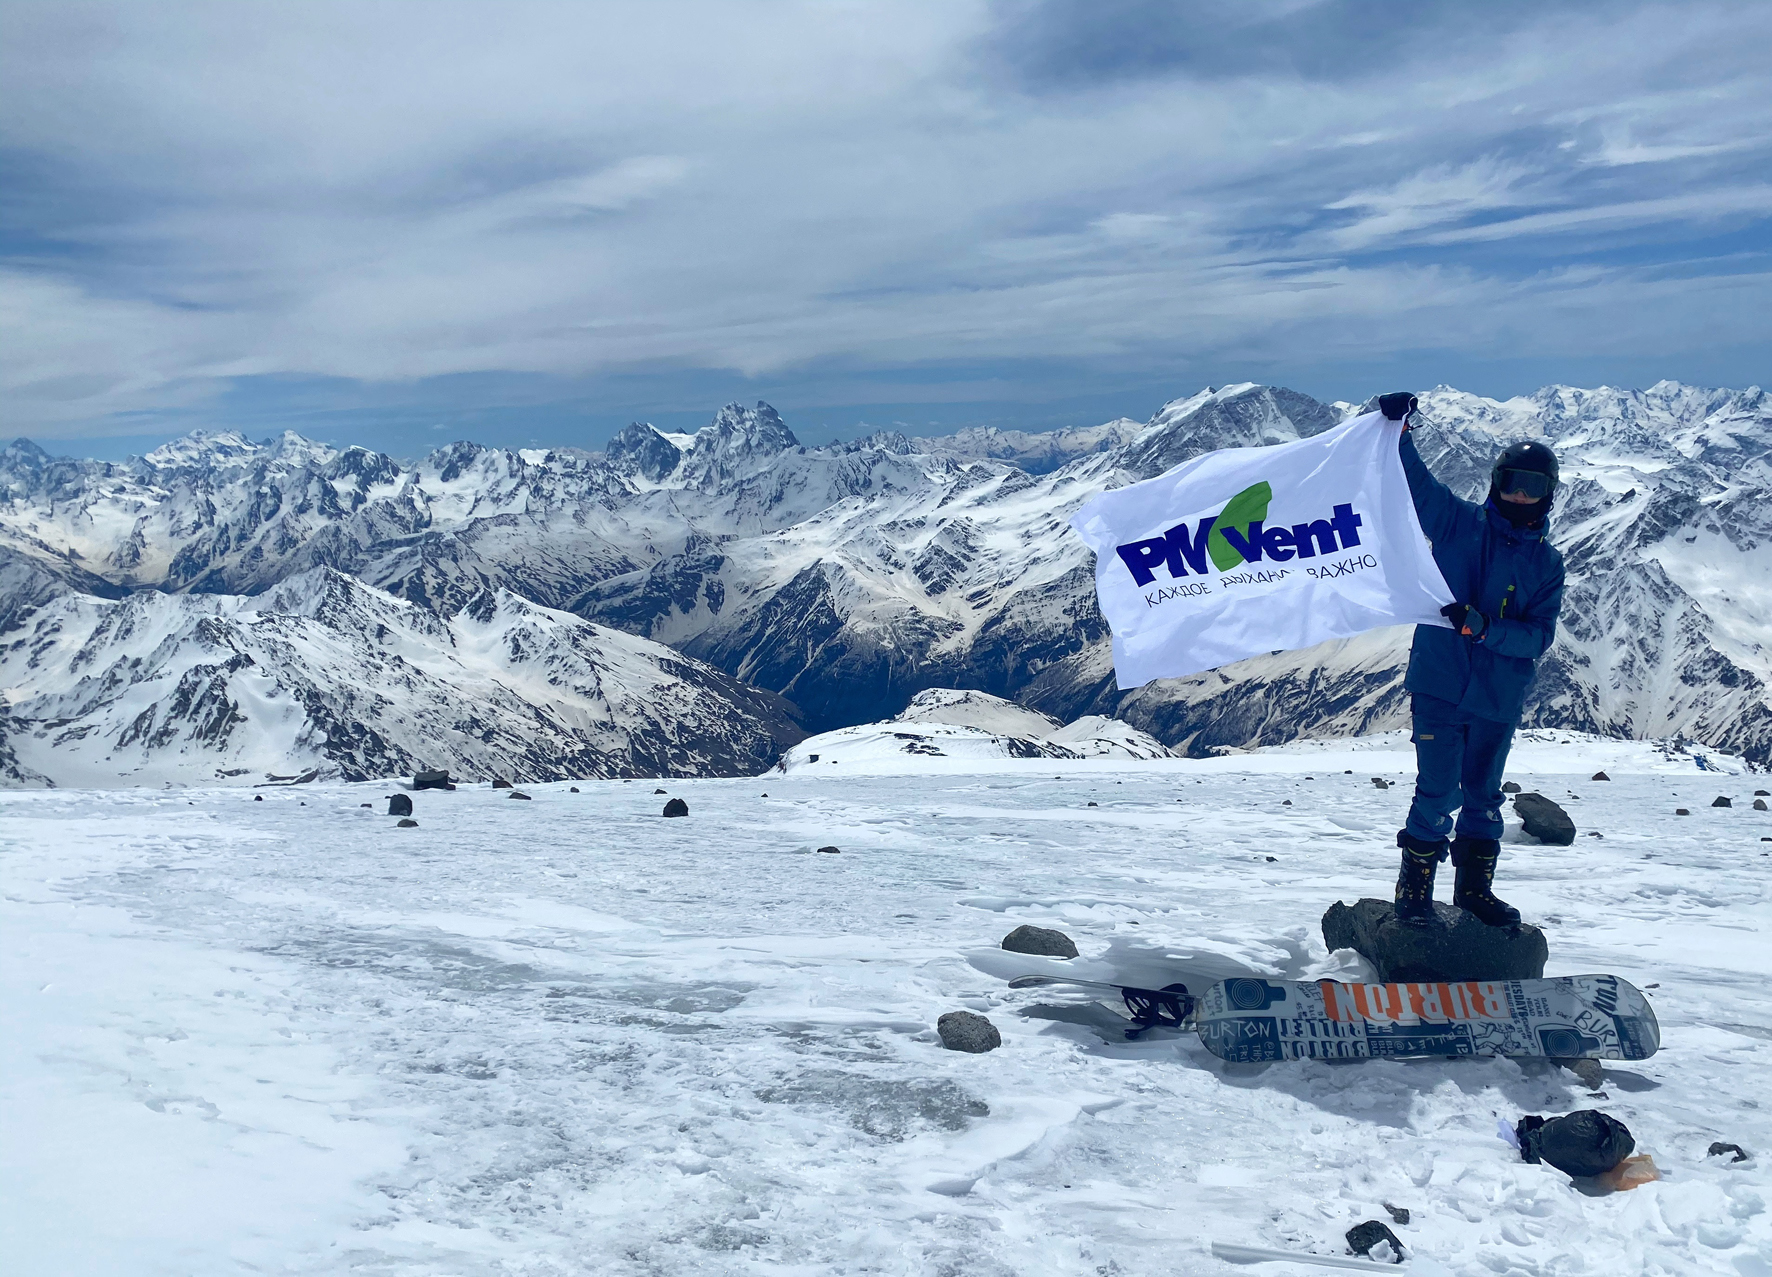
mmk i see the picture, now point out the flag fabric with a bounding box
[1070,410,1456,690]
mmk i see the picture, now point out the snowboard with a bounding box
[1007,973,1660,1063]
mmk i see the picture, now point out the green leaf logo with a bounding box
[1208,481,1272,570]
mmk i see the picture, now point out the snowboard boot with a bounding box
[1393,830,1448,927]
[1451,835,1521,928]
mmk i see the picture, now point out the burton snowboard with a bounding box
[1007,973,1660,1064]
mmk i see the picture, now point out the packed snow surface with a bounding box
[4,735,1769,1275]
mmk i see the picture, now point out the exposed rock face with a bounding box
[1000,925,1079,959]
[1323,898,1549,982]
[1514,793,1577,845]
[937,1011,1002,1053]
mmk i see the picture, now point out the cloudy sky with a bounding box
[4,0,1769,457]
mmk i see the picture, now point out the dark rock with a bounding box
[1713,796,1732,807]
[1346,1220,1403,1261]
[1087,801,1097,807]
[414,769,454,791]
[1001,924,1079,959]
[1757,790,1770,797]
[1514,792,1576,844]
[1559,1057,1605,1089]
[1755,799,1768,811]
[569,786,579,793]
[937,1010,1001,1053]
[1676,808,1690,816]
[388,793,413,817]
[1502,781,1522,793]
[254,795,263,801]
[816,845,840,854]
[360,803,371,808]
[1382,1203,1410,1226]
[1708,1142,1749,1162]
[1592,771,1610,781]
[1371,777,1390,789]
[397,818,418,828]
[1322,898,1548,982]
[808,754,820,763]
[492,778,512,790]
[509,791,531,800]
[662,797,689,817]
[655,788,668,794]
[1283,799,1292,805]
[1265,855,1278,862]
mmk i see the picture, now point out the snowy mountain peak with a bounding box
[1119,384,1341,479]
[606,422,683,481]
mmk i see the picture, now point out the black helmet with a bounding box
[1489,440,1558,525]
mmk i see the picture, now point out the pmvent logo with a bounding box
[1115,481,1365,587]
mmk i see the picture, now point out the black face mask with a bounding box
[1489,489,1549,527]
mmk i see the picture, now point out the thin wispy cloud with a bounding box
[1,0,1767,451]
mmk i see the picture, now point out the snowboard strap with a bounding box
[1120,983,1195,1036]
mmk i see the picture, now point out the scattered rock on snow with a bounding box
[1087,801,1097,807]
[816,845,840,854]
[254,795,262,801]
[1514,792,1577,844]
[937,1010,1001,1053]
[1560,1058,1605,1089]
[1676,808,1691,816]
[360,803,371,808]
[1713,795,1732,807]
[1371,777,1391,789]
[413,769,454,790]
[1757,790,1770,797]
[509,791,531,800]
[1001,924,1079,959]
[1322,898,1548,982]
[1346,1220,1403,1261]
[396,818,418,828]
[1502,781,1522,793]
[1592,771,1610,781]
[569,786,579,792]
[491,778,512,790]
[388,793,413,817]
[654,788,668,794]
[1708,1142,1749,1162]
[1382,1203,1410,1226]
[1755,799,1768,811]
[662,797,689,817]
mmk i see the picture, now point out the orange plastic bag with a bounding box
[1596,1154,1660,1191]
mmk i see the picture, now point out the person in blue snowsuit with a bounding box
[1377,392,1565,928]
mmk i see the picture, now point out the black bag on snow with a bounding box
[1516,1110,1635,1178]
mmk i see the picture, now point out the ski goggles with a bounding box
[1495,468,1555,499]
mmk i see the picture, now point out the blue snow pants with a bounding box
[1404,693,1516,842]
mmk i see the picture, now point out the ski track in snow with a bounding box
[3,740,1770,1275]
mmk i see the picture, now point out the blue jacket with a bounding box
[1399,432,1565,724]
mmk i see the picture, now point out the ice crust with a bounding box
[3,736,1769,1274]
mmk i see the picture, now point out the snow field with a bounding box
[3,738,1769,1274]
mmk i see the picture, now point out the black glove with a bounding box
[1377,392,1418,423]
[1440,603,1488,640]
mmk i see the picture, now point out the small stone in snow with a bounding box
[937,1010,1001,1053]
[1592,771,1611,781]
[1383,1203,1410,1226]
[1514,792,1576,845]
[1502,781,1522,793]
[1087,801,1098,807]
[1714,796,1733,807]
[1371,777,1390,789]
[1708,1142,1750,1162]
[360,803,371,809]
[509,791,531,800]
[492,778,512,790]
[816,845,840,854]
[1346,1220,1403,1261]
[388,794,413,817]
[662,798,689,818]
[1001,924,1079,958]
[1560,1057,1605,1088]
[1676,808,1691,815]
[254,795,262,801]
[1755,799,1768,811]
[1756,789,1770,796]
[1283,799,1292,805]
[1265,855,1278,862]
[397,818,418,828]
[654,788,667,794]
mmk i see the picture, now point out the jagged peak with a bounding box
[694,401,799,455]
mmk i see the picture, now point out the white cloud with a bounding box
[1,0,1769,438]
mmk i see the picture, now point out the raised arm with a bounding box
[1398,429,1463,544]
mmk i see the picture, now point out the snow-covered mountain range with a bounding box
[3,379,1768,785]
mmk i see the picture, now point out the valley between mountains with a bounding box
[2,380,1768,786]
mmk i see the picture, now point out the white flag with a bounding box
[1071,410,1455,690]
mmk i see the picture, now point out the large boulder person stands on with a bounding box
[1380,393,1567,930]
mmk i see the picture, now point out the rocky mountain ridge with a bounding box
[4,378,1768,781]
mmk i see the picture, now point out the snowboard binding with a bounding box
[1120,983,1195,1038]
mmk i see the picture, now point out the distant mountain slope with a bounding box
[4,378,1768,773]
[0,568,802,787]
